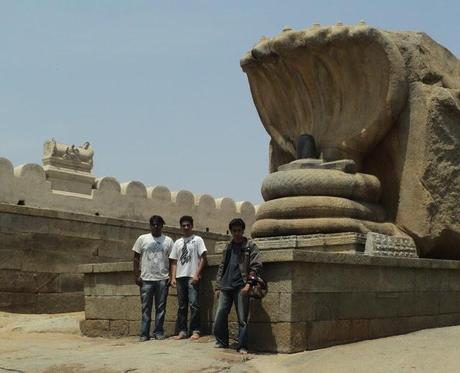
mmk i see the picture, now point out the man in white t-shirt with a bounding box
[133,215,174,342]
[169,215,207,340]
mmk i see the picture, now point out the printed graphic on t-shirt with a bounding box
[145,240,169,278]
[179,242,191,265]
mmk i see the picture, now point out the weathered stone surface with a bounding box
[254,233,367,254]
[79,319,110,337]
[242,24,460,257]
[35,292,84,313]
[261,169,382,202]
[252,217,402,238]
[256,196,385,221]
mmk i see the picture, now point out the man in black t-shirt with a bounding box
[213,218,262,354]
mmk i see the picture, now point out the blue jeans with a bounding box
[213,288,250,350]
[140,279,169,338]
[176,277,200,334]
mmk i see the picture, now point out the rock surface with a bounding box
[242,24,460,257]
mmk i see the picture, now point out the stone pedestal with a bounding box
[79,240,460,353]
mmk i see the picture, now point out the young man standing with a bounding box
[169,215,207,340]
[213,218,262,354]
[133,215,174,342]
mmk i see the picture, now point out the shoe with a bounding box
[239,348,248,354]
[174,331,187,340]
[190,331,200,340]
[154,334,166,340]
[139,336,150,342]
[214,342,227,348]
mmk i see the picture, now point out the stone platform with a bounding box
[79,241,460,353]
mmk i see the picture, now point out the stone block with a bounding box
[0,249,24,270]
[80,319,110,337]
[0,231,32,251]
[58,273,84,292]
[109,320,129,336]
[369,318,401,339]
[307,319,352,349]
[250,292,280,322]
[85,272,139,296]
[448,270,460,291]
[0,291,37,313]
[397,291,441,317]
[414,269,450,291]
[292,262,416,293]
[0,270,59,293]
[249,322,307,353]
[439,292,460,313]
[85,296,140,320]
[36,292,84,313]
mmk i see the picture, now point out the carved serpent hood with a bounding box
[241,24,408,170]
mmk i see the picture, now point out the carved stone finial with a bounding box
[42,139,95,195]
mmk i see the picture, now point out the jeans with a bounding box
[213,288,250,350]
[140,279,169,338]
[176,277,200,334]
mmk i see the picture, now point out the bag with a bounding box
[247,274,268,299]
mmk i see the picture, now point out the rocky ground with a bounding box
[1,312,460,373]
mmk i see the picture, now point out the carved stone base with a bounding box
[43,166,95,195]
[364,232,418,258]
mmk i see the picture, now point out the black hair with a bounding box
[149,215,165,226]
[228,218,245,231]
[179,215,194,226]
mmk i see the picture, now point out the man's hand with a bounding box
[135,276,142,287]
[191,273,201,285]
[215,289,220,298]
[170,278,177,288]
[240,283,251,296]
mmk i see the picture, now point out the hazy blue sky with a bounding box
[0,1,458,203]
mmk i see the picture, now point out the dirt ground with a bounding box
[1,312,460,373]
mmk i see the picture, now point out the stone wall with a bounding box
[79,250,460,352]
[0,203,228,313]
[0,157,256,235]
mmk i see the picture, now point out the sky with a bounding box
[0,0,458,203]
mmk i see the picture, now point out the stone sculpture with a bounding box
[42,138,95,195]
[241,23,460,258]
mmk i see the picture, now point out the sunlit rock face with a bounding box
[242,24,460,258]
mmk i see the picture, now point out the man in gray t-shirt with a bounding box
[133,215,174,341]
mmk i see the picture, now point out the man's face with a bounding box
[150,222,163,237]
[181,221,193,236]
[230,226,244,242]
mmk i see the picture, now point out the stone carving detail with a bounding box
[242,23,460,258]
[43,138,94,172]
[42,138,95,195]
[364,232,418,258]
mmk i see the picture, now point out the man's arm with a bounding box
[170,259,177,288]
[133,252,142,286]
[192,252,207,284]
[248,242,262,276]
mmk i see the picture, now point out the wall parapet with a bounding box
[0,156,256,234]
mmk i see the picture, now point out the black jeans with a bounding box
[140,279,169,338]
[176,277,201,334]
[213,288,250,350]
